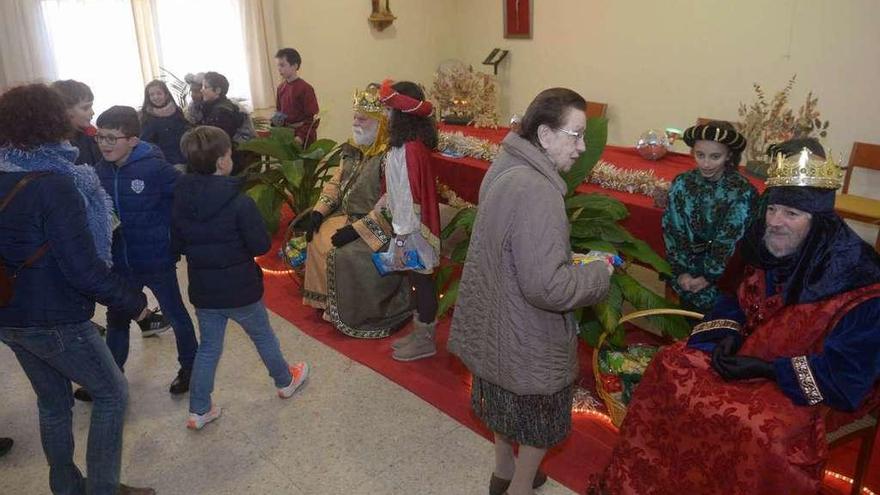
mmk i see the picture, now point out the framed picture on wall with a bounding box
[503,0,531,39]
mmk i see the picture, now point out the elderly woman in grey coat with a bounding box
[448,88,612,495]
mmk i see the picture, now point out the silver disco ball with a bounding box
[636,129,670,160]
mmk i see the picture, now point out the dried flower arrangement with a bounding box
[736,75,830,163]
[430,61,499,128]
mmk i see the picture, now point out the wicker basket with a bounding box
[280,209,312,285]
[592,308,703,428]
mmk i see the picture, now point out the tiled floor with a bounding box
[0,265,576,495]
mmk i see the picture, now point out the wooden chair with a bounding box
[586,101,607,119]
[835,142,880,252]
[826,407,880,495]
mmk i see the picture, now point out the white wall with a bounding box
[272,0,879,240]
[272,0,459,143]
[450,0,880,242]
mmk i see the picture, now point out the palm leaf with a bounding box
[614,272,690,339]
[562,116,608,195]
[437,278,460,317]
[441,207,477,239]
[565,194,628,221]
[616,238,671,275]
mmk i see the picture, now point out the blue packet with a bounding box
[371,250,426,276]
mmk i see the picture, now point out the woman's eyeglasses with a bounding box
[554,127,585,141]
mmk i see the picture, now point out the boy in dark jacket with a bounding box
[90,106,199,399]
[173,126,309,430]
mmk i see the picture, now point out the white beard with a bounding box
[352,125,378,146]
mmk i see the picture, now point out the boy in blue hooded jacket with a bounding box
[89,106,198,399]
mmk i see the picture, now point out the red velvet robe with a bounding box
[600,266,880,494]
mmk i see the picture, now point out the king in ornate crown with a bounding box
[766,147,843,190]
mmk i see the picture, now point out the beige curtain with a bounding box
[0,0,57,87]
[239,0,279,112]
[130,0,160,85]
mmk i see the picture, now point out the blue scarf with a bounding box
[0,142,113,265]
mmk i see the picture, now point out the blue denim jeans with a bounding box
[189,300,291,415]
[106,268,198,370]
[0,321,128,495]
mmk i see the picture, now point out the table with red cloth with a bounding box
[433,124,765,256]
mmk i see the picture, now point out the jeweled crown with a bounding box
[766,147,843,190]
[353,86,384,115]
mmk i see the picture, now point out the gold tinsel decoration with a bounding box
[588,160,670,198]
[436,180,476,209]
[438,133,668,199]
[438,131,500,162]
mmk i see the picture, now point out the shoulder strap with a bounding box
[1,172,52,274]
[0,172,51,213]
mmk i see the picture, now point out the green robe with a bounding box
[662,169,757,313]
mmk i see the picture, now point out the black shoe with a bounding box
[117,482,156,495]
[0,438,13,457]
[74,387,93,402]
[137,310,171,337]
[489,470,548,495]
[169,368,191,395]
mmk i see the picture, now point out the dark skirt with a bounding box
[470,376,574,448]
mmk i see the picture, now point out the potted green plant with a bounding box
[437,117,691,347]
[239,126,340,234]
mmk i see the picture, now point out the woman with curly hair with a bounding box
[0,83,153,494]
[139,79,190,166]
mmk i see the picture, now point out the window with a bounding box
[41,0,251,117]
[152,0,251,109]
[42,0,144,114]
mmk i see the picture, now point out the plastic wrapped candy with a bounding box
[572,250,624,268]
[283,235,308,268]
[371,249,426,276]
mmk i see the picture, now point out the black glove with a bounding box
[713,334,742,358]
[712,354,776,381]
[331,225,359,247]
[303,211,323,242]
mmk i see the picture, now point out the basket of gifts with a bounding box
[280,209,312,284]
[593,308,704,427]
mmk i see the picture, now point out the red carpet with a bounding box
[257,237,878,494]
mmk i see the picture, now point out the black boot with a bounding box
[169,368,192,395]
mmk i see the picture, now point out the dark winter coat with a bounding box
[140,110,190,165]
[171,174,270,309]
[95,142,181,274]
[0,145,146,327]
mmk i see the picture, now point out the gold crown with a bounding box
[765,147,843,190]
[353,87,384,115]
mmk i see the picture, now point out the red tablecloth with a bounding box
[435,124,765,255]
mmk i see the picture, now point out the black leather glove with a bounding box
[303,211,323,242]
[713,334,741,358]
[331,225,359,247]
[712,354,776,381]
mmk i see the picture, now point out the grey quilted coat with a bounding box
[448,132,611,396]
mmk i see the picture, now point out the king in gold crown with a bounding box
[766,147,843,190]
[353,86,384,115]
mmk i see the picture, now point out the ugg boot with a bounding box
[391,313,419,350]
[391,319,436,361]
